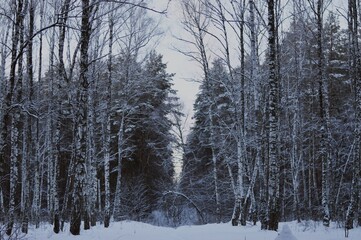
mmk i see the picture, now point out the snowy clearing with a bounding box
[9,220,360,240]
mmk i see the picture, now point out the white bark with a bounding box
[113,114,124,220]
[8,113,19,232]
[314,0,331,226]
[103,7,114,226]
[208,108,221,222]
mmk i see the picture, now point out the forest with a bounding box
[0,0,360,238]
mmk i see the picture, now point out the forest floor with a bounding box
[6,219,361,240]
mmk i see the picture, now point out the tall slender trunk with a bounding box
[0,13,8,230]
[266,0,280,231]
[314,0,331,227]
[103,111,111,228]
[54,0,71,231]
[346,0,361,230]
[31,0,45,228]
[20,0,36,233]
[84,9,101,229]
[87,38,100,229]
[249,0,261,225]
[227,0,247,226]
[6,0,25,235]
[290,10,302,221]
[0,26,11,191]
[103,10,114,227]
[113,115,124,220]
[209,108,221,223]
[102,130,111,225]
[70,0,91,235]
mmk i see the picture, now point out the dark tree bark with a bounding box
[314,0,331,227]
[70,0,92,235]
[21,0,36,234]
[6,0,26,235]
[265,0,280,231]
[345,0,361,230]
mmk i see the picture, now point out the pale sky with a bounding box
[150,0,202,126]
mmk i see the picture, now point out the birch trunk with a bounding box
[0,11,10,194]
[31,0,46,227]
[103,9,114,227]
[111,13,125,219]
[290,7,302,221]
[84,8,101,229]
[85,46,98,229]
[50,2,62,230]
[7,113,19,236]
[266,0,280,231]
[345,0,361,230]
[315,0,331,226]
[103,113,111,228]
[113,115,124,220]
[6,0,25,235]
[70,0,91,235]
[249,0,261,225]
[54,0,71,231]
[223,0,247,226]
[21,1,36,233]
[208,108,221,222]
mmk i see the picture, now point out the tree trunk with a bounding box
[346,0,361,229]
[85,61,97,230]
[249,0,261,226]
[6,0,25,235]
[113,115,124,221]
[32,0,45,225]
[314,0,331,227]
[209,108,221,223]
[84,9,101,230]
[70,0,91,235]
[226,0,248,227]
[102,9,114,227]
[266,0,280,231]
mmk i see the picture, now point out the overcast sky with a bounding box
[150,0,202,127]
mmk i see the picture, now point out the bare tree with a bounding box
[178,0,224,222]
[70,0,92,235]
[265,0,280,231]
[6,0,27,235]
[306,0,332,227]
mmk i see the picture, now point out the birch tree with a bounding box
[305,0,332,227]
[70,0,92,235]
[102,3,113,228]
[265,0,280,231]
[6,0,26,235]
[345,0,361,230]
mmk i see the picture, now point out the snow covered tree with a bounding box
[69,0,92,235]
[119,52,179,218]
[345,0,361,230]
[181,59,235,223]
[264,0,280,231]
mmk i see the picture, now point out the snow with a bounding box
[275,225,297,240]
[9,220,361,240]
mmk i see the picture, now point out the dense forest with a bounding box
[0,0,360,238]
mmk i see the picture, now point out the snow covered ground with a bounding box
[7,220,361,240]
